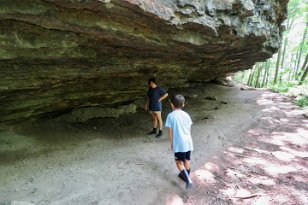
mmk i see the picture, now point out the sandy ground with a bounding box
[0,83,307,205]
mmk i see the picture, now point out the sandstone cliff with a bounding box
[0,0,288,122]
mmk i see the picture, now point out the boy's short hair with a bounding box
[148,77,156,84]
[171,95,185,108]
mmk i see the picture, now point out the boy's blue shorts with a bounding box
[174,151,191,162]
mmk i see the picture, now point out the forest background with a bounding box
[234,0,308,107]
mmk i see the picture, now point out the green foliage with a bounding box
[234,0,308,107]
[295,96,308,107]
[287,0,302,19]
[269,82,295,93]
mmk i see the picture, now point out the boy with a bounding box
[165,95,193,188]
[144,77,168,137]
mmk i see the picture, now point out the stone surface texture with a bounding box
[0,0,288,121]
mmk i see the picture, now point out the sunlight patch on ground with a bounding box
[204,161,221,173]
[256,98,273,105]
[280,146,308,158]
[270,130,307,146]
[233,187,252,198]
[247,129,263,137]
[279,118,289,123]
[260,116,281,126]
[278,185,308,205]
[223,187,237,197]
[264,164,297,176]
[271,151,295,161]
[257,92,276,106]
[295,190,308,204]
[195,169,216,183]
[293,175,308,184]
[269,106,281,111]
[243,156,271,166]
[228,146,244,154]
[165,194,183,205]
[272,194,293,204]
[253,148,271,155]
[252,195,271,205]
[224,151,236,158]
[247,175,275,186]
[303,119,308,127]
[222,186,254,200]
[226,168,246,179]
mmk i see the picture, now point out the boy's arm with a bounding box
[168,127,173,151]
[159,93,168,102]
[144,97,149,110]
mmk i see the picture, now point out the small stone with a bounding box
[206,96,218,101]
[31,188,38,194]
[203,114,215,119]
[10,201,35,205]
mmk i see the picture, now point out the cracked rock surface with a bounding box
[0,0,288,121]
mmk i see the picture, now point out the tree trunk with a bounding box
[241,71,245,81]
[265,62,271,86]
[289,53,294,81]
[262,62,270,87]
[254,63,263,88]
[299,54,308,85]
[280,37,288,70]
[274,46,282,85]
[294,50,301,80]
[247,68,255,86]
[295,21,307,76]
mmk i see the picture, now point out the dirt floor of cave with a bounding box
[0,83,307,205]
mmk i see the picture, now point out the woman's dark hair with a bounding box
[148,77,156,84]
[171,95,185,108]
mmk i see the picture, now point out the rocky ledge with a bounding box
[0,0,288,122]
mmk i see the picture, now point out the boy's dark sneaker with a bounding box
[147,129,157,135]
[180,169,193,189]
[155,131,163,138]
[178,169,190,182]
[178,173,185,182]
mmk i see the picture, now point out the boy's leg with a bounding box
[175,153,192,188]
[147,112,158,135]
[175,160,185,171]
[154,112,163,137]
[184,151,191,173]
[184,160,191,174]
[176,160,192,188]
[152,112,158,128]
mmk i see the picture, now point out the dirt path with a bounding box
[185,91,308,205]
[0,83,307,205]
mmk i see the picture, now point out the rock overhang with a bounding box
[0,0,288,122]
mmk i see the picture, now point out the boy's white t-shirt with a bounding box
[165,109,193,153]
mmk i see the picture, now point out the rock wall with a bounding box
[0,0,288,122]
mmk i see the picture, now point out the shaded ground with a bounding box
[0,83,307,205]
